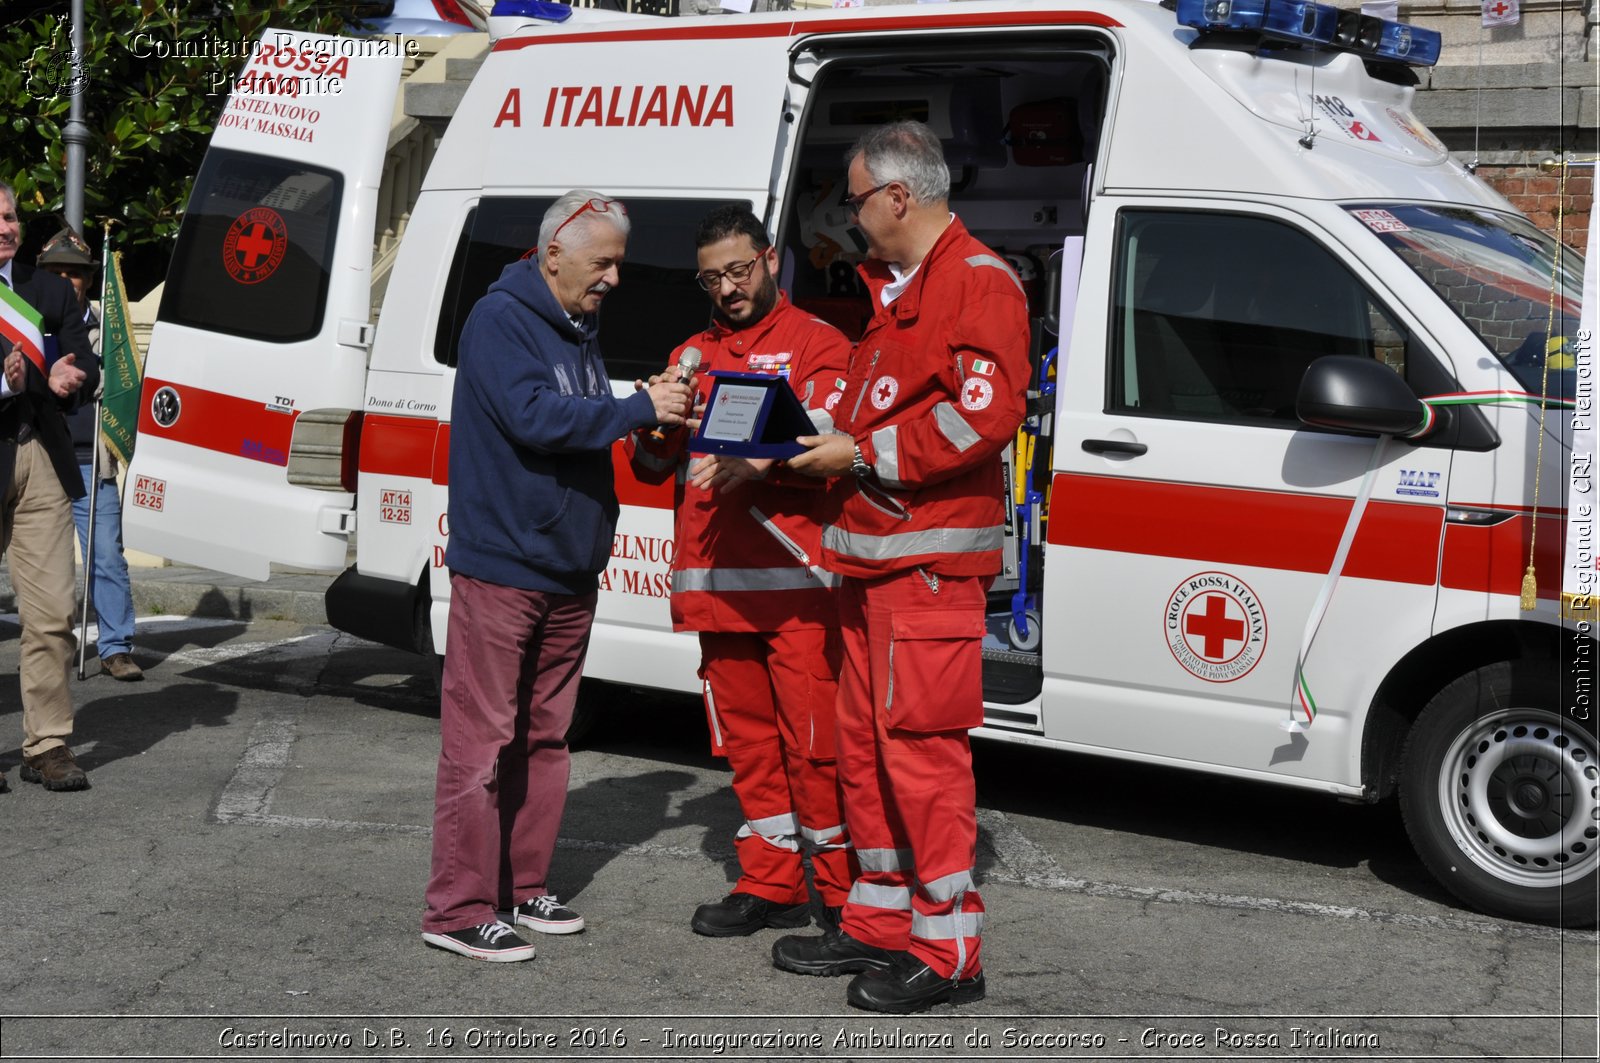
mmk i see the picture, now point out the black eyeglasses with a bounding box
[842,182,891,217]
[695,254,765,291]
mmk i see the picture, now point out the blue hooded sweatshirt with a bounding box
[445,258,658,594]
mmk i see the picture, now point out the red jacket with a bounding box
[628,294,850,632]
[822,218,1030,580]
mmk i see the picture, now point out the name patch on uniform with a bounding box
[746,352,792,371]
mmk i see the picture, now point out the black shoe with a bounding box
[847,956,986,1014]
[771,928,900,977]
[422,921,536,962]
[692,893,811,937]
[0,770,8,794]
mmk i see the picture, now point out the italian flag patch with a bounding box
[970,358,995,376]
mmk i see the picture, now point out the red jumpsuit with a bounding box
[628,294,854,908]
[823,218,1029,980]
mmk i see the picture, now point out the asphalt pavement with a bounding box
[0,562,1597,1062]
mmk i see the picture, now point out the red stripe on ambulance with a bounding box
[138,377,297,467]
[491,10,1122,52]
[1441,514,1564,601]
[1048,473,1443,586]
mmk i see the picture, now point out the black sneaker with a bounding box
[847,955,986,1014]
[511,894,585,935]
[422,921,536,962]
[771,927,900,977]
[691,893,812,937]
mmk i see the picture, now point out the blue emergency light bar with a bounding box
[489,0,572,22]
[1174,0,1441,66]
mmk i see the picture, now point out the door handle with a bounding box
[1081,438,1148,457]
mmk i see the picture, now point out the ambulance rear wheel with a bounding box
[1399,661,1598,927]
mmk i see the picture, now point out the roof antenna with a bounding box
[1298,45,1318,149]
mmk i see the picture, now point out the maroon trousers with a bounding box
[423,573,596,935]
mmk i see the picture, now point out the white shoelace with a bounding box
[477,922,517,943]
[530,895,563,916]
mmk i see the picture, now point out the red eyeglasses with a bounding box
[549,197,627,247]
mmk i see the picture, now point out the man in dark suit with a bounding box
[1,179,97,792]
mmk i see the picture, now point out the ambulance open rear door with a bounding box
[124,32,401,580]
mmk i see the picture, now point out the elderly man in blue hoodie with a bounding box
[423,190,693,963]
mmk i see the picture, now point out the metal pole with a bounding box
[63,0,88,231]
[76,400,100,680]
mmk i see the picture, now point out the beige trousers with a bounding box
[2,439,78,757]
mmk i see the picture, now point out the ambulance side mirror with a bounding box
[1296,355,1437,438]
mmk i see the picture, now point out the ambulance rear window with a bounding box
[159,149,341,343]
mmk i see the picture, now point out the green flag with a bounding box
[99,247,143,467]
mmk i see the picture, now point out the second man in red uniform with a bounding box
[628,206,854,938]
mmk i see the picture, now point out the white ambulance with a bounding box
[125,0,1592,926]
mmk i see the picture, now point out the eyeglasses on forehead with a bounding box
[550,197,627,247]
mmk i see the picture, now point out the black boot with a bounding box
[847,956,986,1014]
[771,927,900,976]
[691,893,811,937]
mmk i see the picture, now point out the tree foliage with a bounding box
[0,1,347,297]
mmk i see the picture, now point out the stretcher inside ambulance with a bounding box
[125,0,1593,927]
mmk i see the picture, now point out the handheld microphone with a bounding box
[649,346,702,441]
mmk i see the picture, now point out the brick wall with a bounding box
[1475,165,1593,250]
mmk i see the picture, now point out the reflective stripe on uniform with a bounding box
[872,424,902,488]
[933,402,982,452]
[920,869,974,903]
[737,816,801,852]
[822,523,1003,561]
[911,909,984,940]
[800,822,849,847]
[965,254,1024,295]
[849,881,913,911]
[856,847,913,873]
[672,566,837,594]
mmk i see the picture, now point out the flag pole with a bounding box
[75,223,110,681]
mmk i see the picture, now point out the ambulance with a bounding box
[124,0,1593,927]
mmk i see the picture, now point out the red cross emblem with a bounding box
[1489,1,1509,14]
[870,375,899,410]
[222,207,289,285]
[1185,594,1245,660]
[961,376,994,411]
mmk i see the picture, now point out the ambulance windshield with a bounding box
[1348,205,1580,402]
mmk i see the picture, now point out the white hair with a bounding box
[539,189,630,251]
[846,120,950,206]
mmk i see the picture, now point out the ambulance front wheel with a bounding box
[1399,661,1597,927]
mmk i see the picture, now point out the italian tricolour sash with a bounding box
[0,281,47,376]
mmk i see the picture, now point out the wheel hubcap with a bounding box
[1439,711,1599,888]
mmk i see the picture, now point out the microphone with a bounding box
[649,346,702,440]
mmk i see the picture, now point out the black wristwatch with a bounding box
[850,443,872,479]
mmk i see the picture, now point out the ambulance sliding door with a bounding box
[1043,203,1450,788]
[125,32,400,579]
[475,23,798,691]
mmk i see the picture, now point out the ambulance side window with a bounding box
[159,150,341,343]
[433,197,747,381]
[1110,211,1416,424]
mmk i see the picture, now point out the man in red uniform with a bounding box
[629,205,854,938]
[702,121,1029,1012]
